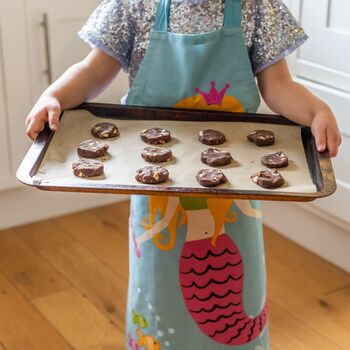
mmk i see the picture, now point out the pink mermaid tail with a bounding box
[179,234,268,345]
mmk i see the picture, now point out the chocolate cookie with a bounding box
[251,169,285,189]
[77,139,109,158]
[196,169,227,187]
[136,166,169,184]
[201,148,233,167]
[247,130,275,146]
[199,129,226,145]
[141,147,173,163]
[261,151,289,168]
[72,159,104,178]
[141,127,171,145]
[91,122,119,139]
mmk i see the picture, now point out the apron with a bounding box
[125,0,269,349]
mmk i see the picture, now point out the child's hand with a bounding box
[257,59,342,158]
[311,108,342,158]
[25,96,61,140]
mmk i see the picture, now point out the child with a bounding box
[25,1,341,349]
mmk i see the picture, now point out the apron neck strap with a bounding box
[154,0,171,32]
[224,0,243,28]
[153,0,243,32]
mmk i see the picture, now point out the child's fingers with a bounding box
[326,128,341,158]
[311,123,327,152]
[25,104,41,128]
[26,118,45,140]
[25,115,31,128]
[47,102,61,131]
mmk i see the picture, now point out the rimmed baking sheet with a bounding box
[17,103,336,201]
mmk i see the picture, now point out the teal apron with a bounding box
[126,0,269,349]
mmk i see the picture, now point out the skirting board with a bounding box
[262,201,350,273]
[0,186,127,231]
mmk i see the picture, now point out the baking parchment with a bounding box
[35,110,317,193]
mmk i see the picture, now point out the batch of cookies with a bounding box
[73,121,289,189]
[72,122,119,178]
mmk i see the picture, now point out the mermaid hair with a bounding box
[142,196,187,251]
[207,198,236,246]
[142,197,237,251]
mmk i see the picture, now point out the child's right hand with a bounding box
[25,96,61,140]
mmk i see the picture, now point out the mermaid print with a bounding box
[180,232,268,345]
[132,197,268,346]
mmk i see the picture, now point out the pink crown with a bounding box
[195,81,230,106]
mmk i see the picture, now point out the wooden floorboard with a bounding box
[0,200,349,350]
[33,288,123,350]
[0,273,73,350]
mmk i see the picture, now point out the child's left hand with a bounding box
[311,108,342,158]
[258,59,342,158]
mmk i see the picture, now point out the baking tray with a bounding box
[16,102,336,202]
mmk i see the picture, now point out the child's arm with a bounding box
[25,48,121,140]
[257,58,342,157]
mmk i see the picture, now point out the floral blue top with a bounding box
[79,0,307,86]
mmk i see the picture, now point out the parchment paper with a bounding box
[35,110,317,193]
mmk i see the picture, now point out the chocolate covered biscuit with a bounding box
[196,169,227,187]
[78,139,109,158]
[261,151,289,168]
[136,166,169,184]
[247,130,275,146]
[91,122,119,139]
[142,147,173,163]
[141,127,171,145]
[72,159,104,178]
[199,129,226,146]
[201,148,233,167]
[251,169,285,189]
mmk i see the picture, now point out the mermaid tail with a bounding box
[179,234,268,345]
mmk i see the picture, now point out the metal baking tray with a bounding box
[17,102,336,202]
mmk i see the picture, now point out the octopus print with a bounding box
[133,197,268,346]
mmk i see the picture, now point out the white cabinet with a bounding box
[25,0,128,104]
[0,0,128,191]
[0,52,11,188]
[284,0,350,226]
[289,0,350,93]
[0,0,33,188]
[25,0,103,101]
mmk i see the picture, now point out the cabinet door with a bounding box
[288,0,350,226]
[25,0,128,104]
[0,0,33,180]
[0,0,129,184]
[289,0,350,93]
[0,52,12,188]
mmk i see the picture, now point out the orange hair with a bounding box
[142,197,236,251]
[142,196,187,251]
[207,198,236,246]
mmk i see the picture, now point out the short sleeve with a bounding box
[250,0,308,75]
[78,0,137,72]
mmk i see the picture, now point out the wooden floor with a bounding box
[0,201,349,350]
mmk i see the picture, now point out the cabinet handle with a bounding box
[40,13,53,85]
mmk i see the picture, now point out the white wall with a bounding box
[264,0,350,272]
[0,187,126,230]
[258,98,350,273]
[0,0,130,229]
